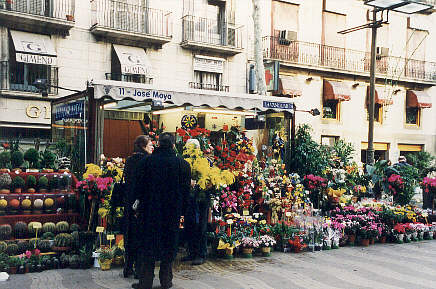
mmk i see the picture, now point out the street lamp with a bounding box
[339,0,433,165]
[33,79,82,97]
[291,107,320,152]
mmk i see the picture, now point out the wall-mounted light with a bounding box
[306,76,313,81]
[352,83,360,88]
[393,88,401,94]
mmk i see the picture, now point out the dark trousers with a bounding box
[124,211,138,272]
[185,201,209,259]
[137,259,173,289]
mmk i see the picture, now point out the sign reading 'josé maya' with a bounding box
[93,83,294,112]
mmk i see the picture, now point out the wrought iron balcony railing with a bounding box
[0,0,75,21]
[92,0,171,38]
[0,61,58,94]
[182,15,243,51]
[105,73,153,84]
[263,36,436,83]
[189,81,229,92]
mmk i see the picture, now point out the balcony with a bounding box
[189,82,229,92]
[0,0,75,35]
[263,36,436,84]
[91,0,172,48]
[105,73,152,84]
[181,15,243,55]
[0,61,58,95]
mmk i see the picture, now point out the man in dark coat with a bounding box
[133,132,191,289]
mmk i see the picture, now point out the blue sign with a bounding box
[263,101,294,110]
[54,100,84,121]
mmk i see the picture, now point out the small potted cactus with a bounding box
[24,148,40,171]
[59,174,71,193]
[21,196,32,214]
[38,176,49,193]
[26,175,37,193]
[12,176,25,193]
[14,221,28,239]
[0,224,12,241]
[27,222,42,237]
[53,233,73,251]
[49,176,59,193]
[0,151,11,171]
[11,151,24,171]
[56,221,69,234]
[0,197,6,215]
[0,173,12,194]
[8,256,20,274]
[6,243,18,256]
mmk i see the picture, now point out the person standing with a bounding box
[123,135,154,278]
[133,132,191,289]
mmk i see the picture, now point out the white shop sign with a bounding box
[193,56,224,73]
[16,53,57,65]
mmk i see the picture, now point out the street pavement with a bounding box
[3,240,436,289]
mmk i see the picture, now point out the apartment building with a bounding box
[0,0,434,162]
[260,0,436,162]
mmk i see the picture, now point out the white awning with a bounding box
[90,79,295,112]
[10,30,57,65]
[113,44,153,77]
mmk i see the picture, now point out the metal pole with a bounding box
[367,9,378,165]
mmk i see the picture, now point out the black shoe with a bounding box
[191,258,205,266]
[161,281,173,289]
[181,255,194,262]
[131,283,140,289]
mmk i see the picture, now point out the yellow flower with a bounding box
[83,163,102,179]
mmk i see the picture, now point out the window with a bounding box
[366,103,383,123]
[321,135,339,146]
[323,99,339,119]
[193,71,224,91]
[406,107,420,125]
[109,46,152,84]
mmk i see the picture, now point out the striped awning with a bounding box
[323,80,351,101]
[366,86,393,106]
[406,90,432,108]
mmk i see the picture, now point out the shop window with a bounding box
[9,60,51,92]
[406,107,420,125]
[322,99,339,119]
[321,135,339,146]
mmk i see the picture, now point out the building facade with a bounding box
[0,0,435,161]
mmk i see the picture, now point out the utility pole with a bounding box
[367,9,378,165]
[252,0,267,95]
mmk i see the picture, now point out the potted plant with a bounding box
[288,235,307,253]
[0,151,11,171]
[258,235,276,257]
[66,14,74,21]
[40,150,56,171]
[8,256,20,274]
[11,151,24,171]
[0,224,12,241]
[98,247,113,270]
[53,233,73,251]
[24,148,40,171]
[0,173,12,194]
[49,176,59,193]
[38,176,49,193]
[240,237,259,258]
[59,174,71,193]
[12,176,25,193]
[26,175,37,193]
[112,246,124,265]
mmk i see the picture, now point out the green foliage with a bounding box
[40,149,56,169]
[24,148,40,168]
[10,151,24,168]
[69,254,80,267]
[98,248,113,261]
[0,241,7,253]
[7,256,21,267]
[406,151,436,178]
[56,221,69,233]
[391,164,420,206]
[366,160,390,197]
[70,223,80,232]
[42,232,55,240]
[26,175,37,188]
[54,233,73,247]
[0,225,12,240]
[60,253,69,266]
[37,240,52,252]
[330,139,355,167]
[0,151,11,168]
[59,175,71,190]
[6,243,18,256]
[11,176,25,189]
[38,176,49,190]
[17,241,31,254]
[289,124,330,177]
[14,222,28,239]
[42,222,56,234]
[49,176,59,190]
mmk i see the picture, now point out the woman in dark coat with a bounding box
[133,132,191,289]
[123,135,154,278]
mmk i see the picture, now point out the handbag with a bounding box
[110,174,126,207]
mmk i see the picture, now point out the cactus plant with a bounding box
[56,221,69,233]
[11,151,24,169]
[49,176,59,191]
[0,241,7,253]
[71,231,80,249]
[0,151,11,169]
[26,175,37,193]
[37,239,52,252]
[6,243,18,256]
[42,232,55,240]
[60,253,69,267]
[69,254,80,269]
[28,222,42,236]
[14,222,28,239]
[11,176,25,193]
[41,150,56,169]
[70,223,80,232]
[42,222,56,234]
[38,176,49,191]
[17,240,31,254]
[59,175,71,191]
[54,233,73,248]
[24,148,40,169]
[0,224,12,240]
[0,173,12,190]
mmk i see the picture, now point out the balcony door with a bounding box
[10,0,51,17]
[110,0,148,33]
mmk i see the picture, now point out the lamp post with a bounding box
[339,0,433,165]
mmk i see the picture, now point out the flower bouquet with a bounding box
[240,237,260,258]
[257,235,276,256]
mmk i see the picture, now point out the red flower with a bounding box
[1,143,9,149]
[176,128,186,136]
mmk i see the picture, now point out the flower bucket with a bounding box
[405,234,412,243]
[360,239,369,247]
[242,248,253,258]
[261,246,271,257]
[224,247,234,259]
[348,234,356,246]
[370,238,375,245]
[98,259,112,271]
[418,232,424,241]
[397,234,404,244]
[379,236,386,244]
[323,239,332,250]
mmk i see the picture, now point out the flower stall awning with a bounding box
[276,76,302,98]
[366,86,393,106]
[89,79,295,112]
[406,90,432,108]
[323,80,351,101]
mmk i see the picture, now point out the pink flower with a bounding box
[25,250,32,258]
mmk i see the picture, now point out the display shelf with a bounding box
[0,213,80,225]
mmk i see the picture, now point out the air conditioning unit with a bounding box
[376,47,389,59]
[279,30,297,45]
